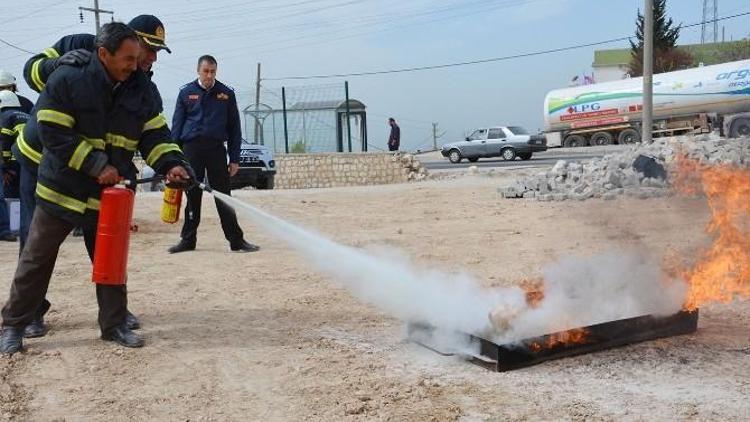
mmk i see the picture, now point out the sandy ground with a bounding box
[1,173,749,421]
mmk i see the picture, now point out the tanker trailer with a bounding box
[543,59,750,147]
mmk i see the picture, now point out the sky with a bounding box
[1,0,749,152]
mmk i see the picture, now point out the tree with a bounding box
[629,0,693,76]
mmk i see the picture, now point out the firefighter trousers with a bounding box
[1,206,127,334]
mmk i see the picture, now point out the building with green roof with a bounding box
[592,39,750,83]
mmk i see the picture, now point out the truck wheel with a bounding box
[448,149,462,163]
[590,131,614,146]
[518,152,532,160]
[729,118,750,138]
[617,128,640,144]
[255,175,275,190]
[563,134,587,148]
[501,148,516,161]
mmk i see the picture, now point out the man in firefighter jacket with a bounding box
[0,22,191,354]
[24,15,170,94]
[0,91,30,244]
[0,70,34,114]
[18,14,172,338]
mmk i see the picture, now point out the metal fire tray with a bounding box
[408,310,699,372]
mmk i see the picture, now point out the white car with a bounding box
[441,126,547,164]
[229,141,277,190]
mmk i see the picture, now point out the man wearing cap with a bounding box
[24,14,171,94]
[0,91,28,243]
[0,70,34,114]
[17,14,173,338]
[0,22,191,354]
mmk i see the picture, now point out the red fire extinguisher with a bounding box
[92,186,135,285]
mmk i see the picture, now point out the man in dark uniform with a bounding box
[19,14,172,338]
[168,55,259,254]
[0,22,191,354]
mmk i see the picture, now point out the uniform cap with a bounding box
[128,15,171,54]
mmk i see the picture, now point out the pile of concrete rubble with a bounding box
[500,136,750,201]
[394,153,429,181]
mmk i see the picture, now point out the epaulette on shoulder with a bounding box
[178,82,193,91]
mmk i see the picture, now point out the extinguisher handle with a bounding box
[119,175,165,186]
[164,178,196,191]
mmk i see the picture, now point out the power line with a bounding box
[266,10,750,81]
[4,0,71,22]
[0,37,35,54]
[250,0,528,55]
[167,0,540,64]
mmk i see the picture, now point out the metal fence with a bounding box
[242,82,368,154]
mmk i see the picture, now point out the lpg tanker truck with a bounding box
[543,59,750,147]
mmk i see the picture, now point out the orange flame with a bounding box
[520,278,545,309]
[673,155,750,310]
[528,328,590,352]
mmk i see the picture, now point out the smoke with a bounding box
[211,191,521,336]
[210,191,687,348]
[492,252,688,344]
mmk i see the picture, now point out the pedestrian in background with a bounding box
[387,117,400,152]
[168,55,259,254]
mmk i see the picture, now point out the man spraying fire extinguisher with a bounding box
[0,22,193,354]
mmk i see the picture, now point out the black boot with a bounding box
[101,325,144,348]
[125,310,141,330]
[230,239,260,253]
[168,239,195,254]
[23,318,48,338]
[24,299,51,338]
[0,233,17,242]
[0,327,24,355]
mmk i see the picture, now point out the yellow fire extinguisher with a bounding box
[161,186,183,224]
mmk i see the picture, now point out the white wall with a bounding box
[593,65,630,83]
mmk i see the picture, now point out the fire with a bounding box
[489,279,590,351]
[528,328,590,352]
[520,278,545,309]
[673,155,750,310]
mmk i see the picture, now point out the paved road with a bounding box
[421,150,614,170]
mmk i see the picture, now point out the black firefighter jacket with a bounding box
[23,33,95,94]
[34,56,185,226]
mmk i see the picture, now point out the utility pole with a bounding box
[642,0,654,144]
[254,63,261,143]
[431,122,445,151]
[701,0,719,44]
[79,0,113,34]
